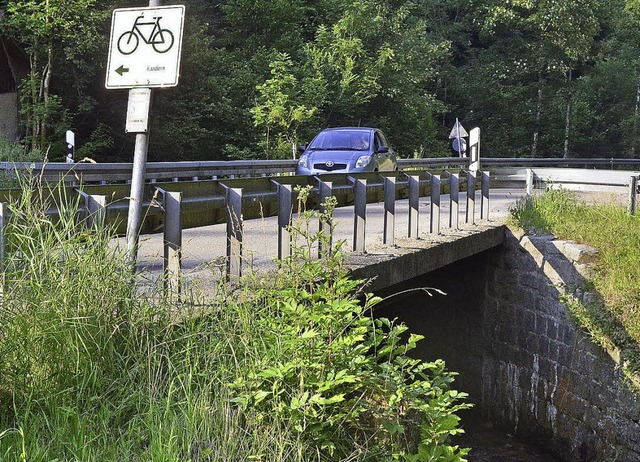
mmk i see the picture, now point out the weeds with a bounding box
[510,188,640,386]
[0,179,470,460]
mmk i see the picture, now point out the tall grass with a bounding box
[510,189,640,381]
[0,181,469,460]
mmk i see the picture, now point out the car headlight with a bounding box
[355,155,372,168]
[298,153,309,168]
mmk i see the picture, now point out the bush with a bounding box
[0,181,470,460]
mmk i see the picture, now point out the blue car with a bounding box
[296,127,397,175]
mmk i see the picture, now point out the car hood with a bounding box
[305,150,367,164]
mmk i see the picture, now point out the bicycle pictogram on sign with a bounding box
[117,14,174,55]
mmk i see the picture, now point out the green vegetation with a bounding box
[0,181,469,460]
[510,189,640,384]
[1,0,640,161]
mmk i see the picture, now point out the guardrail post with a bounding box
[350,177,367,253]
[469,127,481,173]
[317,178,334,257]
[77,190,107,230]
[466,171,476,224]
[383,176,396,245]
[408,173,420,238]
[526,169,534,196]
[275,182,293,260]
[224,186,243,281]
[449,172,459,229]
[157,188,182,298]
[481,171,490,220]
[87,194,107,229]
[0,202,6,296]
[628,175,638,215]
[430,174,441,234]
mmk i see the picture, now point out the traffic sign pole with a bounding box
[126,0,164,267]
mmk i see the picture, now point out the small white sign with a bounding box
[448,118,468,139]
[106,5,185,89]
[126,88,152,133]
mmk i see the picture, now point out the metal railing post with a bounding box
[383,175,396,245]
[317,178,334,257]
[157,188,182,298]
[77,190,107,230]
[408,173,420,238]
[275,182,293,260]
[628,175,638,215]
[224,186,243,281]
[466,171,476,224]
[449,172,460,229]
[481,171,490,220]
[526,169,534,196]
[430,174,441,234]
[0,202,6,296]
[350,177,367,253]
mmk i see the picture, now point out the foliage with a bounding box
[0,180,470,460]
[251,53,319,159]
[1,0,105,156]
[509,188,640,386]
[3,0,640,161]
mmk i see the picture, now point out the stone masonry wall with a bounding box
[483,228,640,461]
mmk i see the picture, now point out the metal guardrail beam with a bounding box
[2,157,640,185]
[0,163,638,294]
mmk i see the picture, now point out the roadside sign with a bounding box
[126,88,152,132]
[105,5,185,89]
[448,118,468,139]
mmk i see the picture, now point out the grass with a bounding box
[0,180,470,461]
[509,188,640,383]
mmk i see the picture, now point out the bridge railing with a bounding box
[1,154,639,292]
[3,156,640,185]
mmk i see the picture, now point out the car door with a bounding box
[374,130,391,171]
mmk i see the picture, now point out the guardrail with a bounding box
[3,156,640,184]
[0,155,639,294]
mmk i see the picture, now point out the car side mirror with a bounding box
[377,146,389,154]
[298,145,306,153]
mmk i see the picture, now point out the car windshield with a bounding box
[308,131,370,151]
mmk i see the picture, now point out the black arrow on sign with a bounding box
[116,65,129,76]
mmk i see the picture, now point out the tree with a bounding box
[464,0,600,157]
[251,53,319,159]
[1,0,105,154]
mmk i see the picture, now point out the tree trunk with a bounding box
[563,71,572,159]
[40,47,53,151]
[633,74,640,159]
[531,72,544,158]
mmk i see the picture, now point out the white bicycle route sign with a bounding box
[106,5,185,89]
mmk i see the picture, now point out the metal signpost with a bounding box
[65,130,75,163]
[105,2,185,266]
[449,118,468,157]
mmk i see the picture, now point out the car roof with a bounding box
[320,127,376,132]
